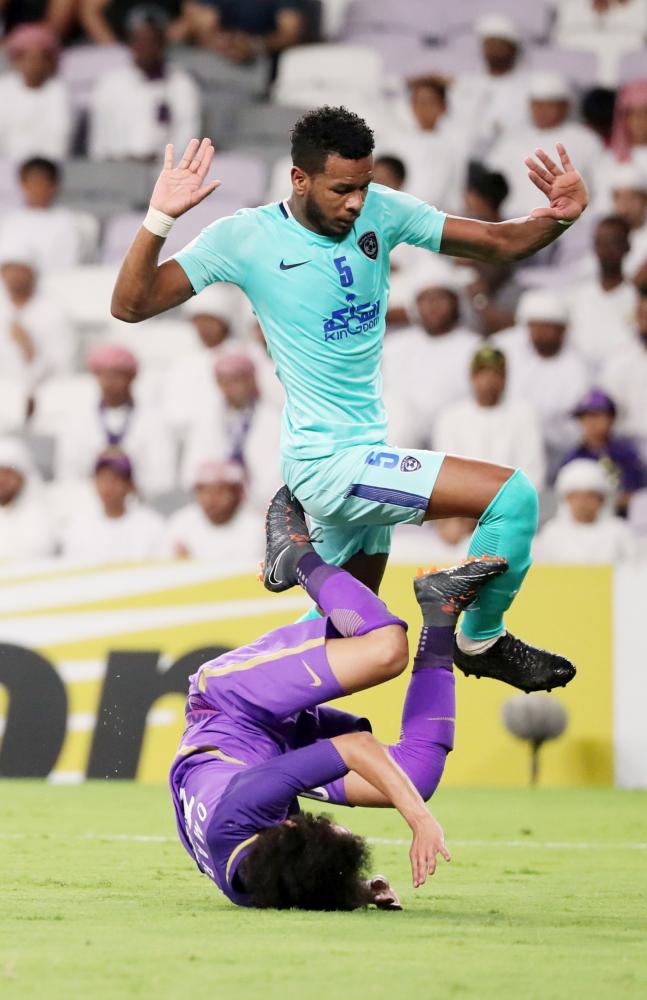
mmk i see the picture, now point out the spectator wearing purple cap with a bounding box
[560,388,644,516]
[54,343,175,499]
[60,447,170,563]
[166,459,263,561]
[0,23,72,163]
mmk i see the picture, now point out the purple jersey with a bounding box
[169,616,370,905]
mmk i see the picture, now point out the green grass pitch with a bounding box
[1,783,646,1000]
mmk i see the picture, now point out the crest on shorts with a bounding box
[358,230,379,260]
[401,455,421,473]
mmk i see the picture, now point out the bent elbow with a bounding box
[110,297,144,323]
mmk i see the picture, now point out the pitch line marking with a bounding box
[0,833,646,850]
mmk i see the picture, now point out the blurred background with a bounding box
[0,0,646,790]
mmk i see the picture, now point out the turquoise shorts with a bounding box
[282,444,446,565]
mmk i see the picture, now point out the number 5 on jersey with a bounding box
[334,256,354,287]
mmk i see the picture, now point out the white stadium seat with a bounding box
[61,44,131,111]
[273,43,387,122]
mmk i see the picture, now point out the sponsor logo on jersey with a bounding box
[358,230,379,260]
[401,455,422,472]
[323,293,381,341]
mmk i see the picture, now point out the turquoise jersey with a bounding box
[173,184,446,461]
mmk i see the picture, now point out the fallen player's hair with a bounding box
[242,812,372,911]
[291,106,375,175]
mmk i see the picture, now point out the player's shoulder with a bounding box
[200,202,285,241]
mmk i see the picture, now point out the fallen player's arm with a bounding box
[111,138,220,322]
[440,143,588,264]
[332,732,450,887]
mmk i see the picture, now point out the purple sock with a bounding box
[389,666,455,801]
[296,551,406,637]
[414,624,455,671]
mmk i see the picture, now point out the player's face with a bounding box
[295,154,373,238]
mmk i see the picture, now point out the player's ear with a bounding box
[291,165,309,196]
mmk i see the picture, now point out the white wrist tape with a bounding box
[143,206,176,238]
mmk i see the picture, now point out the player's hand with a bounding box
[150,138,221,218]
[409,812,451,888]
[525,143,589,224]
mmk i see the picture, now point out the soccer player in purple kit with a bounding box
[170,486,508,910]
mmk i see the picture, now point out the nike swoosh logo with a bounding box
[279,259,311,270]
[302,659,322,687]
[267,548,287,588]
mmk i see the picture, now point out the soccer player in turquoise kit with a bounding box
[112,106,585,692]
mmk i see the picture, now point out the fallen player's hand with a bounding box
[409,812,451,888]
[525,143,588,224]
[150,138,221,219]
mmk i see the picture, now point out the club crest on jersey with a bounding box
[358,230,379,260]
[401,455,421,473]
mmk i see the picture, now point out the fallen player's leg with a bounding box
[315,557,509,807]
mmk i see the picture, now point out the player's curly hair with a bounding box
[290,106,375,175]
[241,812,372,910]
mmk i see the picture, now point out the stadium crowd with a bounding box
[1,0,647,567]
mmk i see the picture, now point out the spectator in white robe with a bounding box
[55,344,176,499]
[434,345,546,491]
[610,164,647,281]
[459,163,522,336]
[60,449,169,563]
[181,350,282,513]
[566,216,637,372]
[553,1,647,86]
[487,71,603,219]
[449,14,530,157]
[166,459,263,563]
[534,459,636,564]
[0,23,71,163]
[493,290,590,473]
[601,290,647,462]
[376,76,466,214]
[0,256,75,390]
[0,158,97,272]
[383,260,481,447]
[163,283,239,439]
[0,436,56,560]
[89,4,201,161]
[390,517,476,566]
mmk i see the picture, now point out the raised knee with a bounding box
[378,625,409,680]
[514,470,539,529]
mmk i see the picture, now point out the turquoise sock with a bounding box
[295,605,323,623]
[460,469,538,641]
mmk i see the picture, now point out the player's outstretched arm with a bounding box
[440,143,588,264]
[332,732,451,888]
[111,138,221,323]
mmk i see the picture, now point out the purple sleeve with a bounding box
[208,741,348,856]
